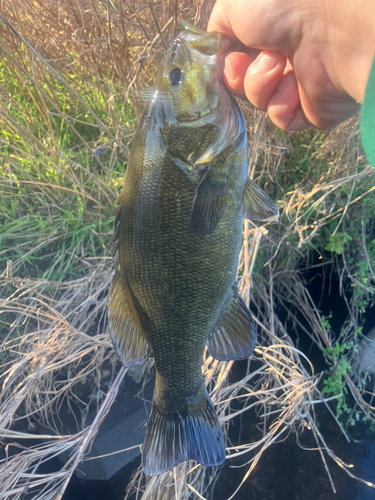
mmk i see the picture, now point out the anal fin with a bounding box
[108,267,149,367]
[207,284,257,361]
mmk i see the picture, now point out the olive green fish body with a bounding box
[125,111,244,384]
[108,21,279,475]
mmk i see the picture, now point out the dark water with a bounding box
[212,393,375,500]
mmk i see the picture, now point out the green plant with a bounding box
[324,232,353,255]
[321,341,353,421]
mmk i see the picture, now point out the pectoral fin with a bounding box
[189,169,227,235]
[207,284,257,361]
[108,203,149,366]
[240,178,279,221]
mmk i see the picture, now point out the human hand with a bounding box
[208,0,375,130]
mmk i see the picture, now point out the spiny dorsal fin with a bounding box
[108,203,149,367]
[188,169,227,235]
[240,178,279,221]
[207,284,257,361]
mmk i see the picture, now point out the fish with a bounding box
[107,21,279,476]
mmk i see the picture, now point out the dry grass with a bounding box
[0,1,374,499]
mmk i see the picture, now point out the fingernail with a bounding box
[225,56,237,82]
[256,52,279,73]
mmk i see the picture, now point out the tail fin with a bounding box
[142,389,225,475]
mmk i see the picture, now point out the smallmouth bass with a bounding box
[108,21,279,476]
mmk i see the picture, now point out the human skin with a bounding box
[208,0,375,130]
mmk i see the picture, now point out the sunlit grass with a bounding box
[0,36,135,283]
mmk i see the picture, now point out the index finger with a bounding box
[207,0,236,38]
[207,0,300,55]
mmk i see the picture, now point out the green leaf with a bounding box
[325,232,353,255]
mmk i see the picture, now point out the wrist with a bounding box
[323,0,375,102]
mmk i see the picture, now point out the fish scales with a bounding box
[126,139,243,388]
[108,21,279,476]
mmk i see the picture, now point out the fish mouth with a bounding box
[177,21,245,60]
[168,21,243,125]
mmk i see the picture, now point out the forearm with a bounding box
[322,0,375,102]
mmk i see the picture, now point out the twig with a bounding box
[148,1,168,51]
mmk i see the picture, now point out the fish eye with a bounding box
[168,67,182,85]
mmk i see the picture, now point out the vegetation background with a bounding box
[0,1,374,499]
